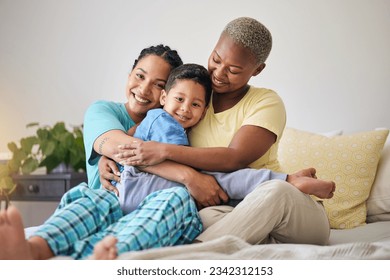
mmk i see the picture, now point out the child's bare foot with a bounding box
[287,168,336,199]
[91,235,118,260]
[0,205,33,259]
[291,167,317,179]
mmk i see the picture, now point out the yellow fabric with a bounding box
[278,127,389,229]
[189,86,286,171]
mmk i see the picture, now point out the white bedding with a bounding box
[114,235,390,260]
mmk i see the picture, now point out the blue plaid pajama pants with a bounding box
[33,184,202,259]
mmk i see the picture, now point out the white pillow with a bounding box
[366,132,390,222]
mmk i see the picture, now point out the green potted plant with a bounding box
[0,122,86,200]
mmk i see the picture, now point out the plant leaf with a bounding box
[39,155,61,173]
[26,122,39,128]
[41,140,56,156]
[7,142,18,153]
[21,157,39,174]
[20,136,38,154]
[0,164,9,178]
[0,176,15,192]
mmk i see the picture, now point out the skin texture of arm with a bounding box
[140,162,229,208]
[117,125,276,172]
[99,154,228,208]
[96,129,229,206]
[94,130,138,161]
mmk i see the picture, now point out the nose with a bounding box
[139,80,152,95]
[213,64,227,78]
[181,102,190,112]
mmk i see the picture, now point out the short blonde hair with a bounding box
[223,17,272,64]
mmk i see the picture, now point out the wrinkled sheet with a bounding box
[115,235,390,260]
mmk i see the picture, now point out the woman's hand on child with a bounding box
[98,156,120,196]
[117,140,167,167]
[184,171,229,209]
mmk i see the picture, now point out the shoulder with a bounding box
[85,100,125,116]
[240,86,285,113]
[246,86,284,104]
[88,100,122,110]
[146,108,166,119]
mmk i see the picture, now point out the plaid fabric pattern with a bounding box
[33,185,201,259]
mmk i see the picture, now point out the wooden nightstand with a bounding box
[11,172,87,201]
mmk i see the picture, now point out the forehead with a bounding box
[169,79,206,101]
[212,33,256,66]
[135,55,171,79]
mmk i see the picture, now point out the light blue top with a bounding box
[83,100,135,189]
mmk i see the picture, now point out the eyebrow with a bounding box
[214,51,244,70]
[176,91,206,104]
[136,67,167,83]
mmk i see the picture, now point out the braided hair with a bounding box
[132,44,183,70]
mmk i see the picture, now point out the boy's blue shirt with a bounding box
[114,108,188,182]
[133,108,189,145]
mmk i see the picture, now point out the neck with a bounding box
[125,103,145,124]
[212,85,250,113]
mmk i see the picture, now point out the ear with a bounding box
[252,63,266,77]
[160,89,167,106]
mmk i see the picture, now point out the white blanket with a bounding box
[116,235,390,260]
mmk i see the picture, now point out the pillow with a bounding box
[366,133,390,222]
[278,127,389,229]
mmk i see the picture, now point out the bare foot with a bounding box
[0,205,33,259]
[287,168,336,199]
[91,235,118,260]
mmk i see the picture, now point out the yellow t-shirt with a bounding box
[188,86,286,171]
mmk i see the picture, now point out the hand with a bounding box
[287,167,336,199]
[98,156,120,196]
[184,171,229,209]
[116,140,167,167]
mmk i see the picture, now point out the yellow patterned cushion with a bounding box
[278,128,389,229]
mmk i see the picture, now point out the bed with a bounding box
[115,127,390,260]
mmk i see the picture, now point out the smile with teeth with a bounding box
[134,94,149,104]
[213,76,226,85]
[176,113,190,122]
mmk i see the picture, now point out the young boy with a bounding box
[115,63,335,214]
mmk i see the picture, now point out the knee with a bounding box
[255,179,300,197]
[168,187,191,201]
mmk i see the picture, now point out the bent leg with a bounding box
[119,166,184,214]
[197,180,330,245]
[72,187,202,259]
[32,184,122,257]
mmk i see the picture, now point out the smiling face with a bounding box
[125,55,172,123]
[208,33,265,95]
[160,79,207,129]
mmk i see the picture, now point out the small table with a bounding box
[11,172,87,201]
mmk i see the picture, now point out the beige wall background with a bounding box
[1,0,389,156]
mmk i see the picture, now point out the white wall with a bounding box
[1,0,389,155]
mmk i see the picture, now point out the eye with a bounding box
[212,56,220,64]
[136,73,145,79]
[192,102,201,107]
[175,97,184,102]
[155,83,165,89]
[228,69,240,75]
